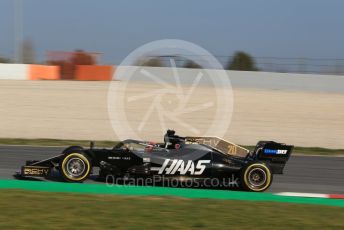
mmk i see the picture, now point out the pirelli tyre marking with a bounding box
[242,163,272,192]
[61,153,91,182]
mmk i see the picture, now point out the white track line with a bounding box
[275,192,328,198]
[275,192,344,199]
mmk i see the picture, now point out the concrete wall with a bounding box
[116,66,344,93]
[229,70,344,93]
[0,63,114,80]
[0,63,343,93]
[0,64,27,80]
[0,78,343,148]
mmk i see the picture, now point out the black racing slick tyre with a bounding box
[240,162,273,192]
[60,152,92,182]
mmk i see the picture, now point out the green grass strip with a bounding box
[0,180,343,207]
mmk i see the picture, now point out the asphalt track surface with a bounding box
[0,145,343,194]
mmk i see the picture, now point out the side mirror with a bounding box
[90,141,95,149]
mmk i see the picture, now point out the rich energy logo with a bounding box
[23,167,50,176]
[154,159,210,175]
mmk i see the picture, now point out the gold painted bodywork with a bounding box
[185,136,249,158]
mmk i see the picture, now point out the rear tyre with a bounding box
[240,162,272,192]
[60,152,91,182]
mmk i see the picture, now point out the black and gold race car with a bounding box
[19,130,293,192]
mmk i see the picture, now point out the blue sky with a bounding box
[0,0,343,64]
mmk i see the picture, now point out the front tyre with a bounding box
[60,153,91,182]
[241,162,272,192]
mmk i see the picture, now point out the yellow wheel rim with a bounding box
[243,163,271,192]
[61,153,91,181]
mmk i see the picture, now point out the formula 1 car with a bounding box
[18,130,293,192]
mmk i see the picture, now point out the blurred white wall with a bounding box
[116,66,344,93]
[0,64,27,80]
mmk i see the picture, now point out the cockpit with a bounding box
[113,130,249,158]
[163,129,186,149]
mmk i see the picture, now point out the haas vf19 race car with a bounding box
[19,130,293,192]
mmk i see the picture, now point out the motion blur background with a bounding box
[0,0,344,148]
[0,1,344,229]
[1,0,344,74]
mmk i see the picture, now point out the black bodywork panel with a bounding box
[18,132,293,182]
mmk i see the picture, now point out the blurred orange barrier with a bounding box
[74,65,114,81]
[28,65,60,80]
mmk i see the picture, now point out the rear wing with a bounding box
[253,141,293,174]
[185,136,249,158]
